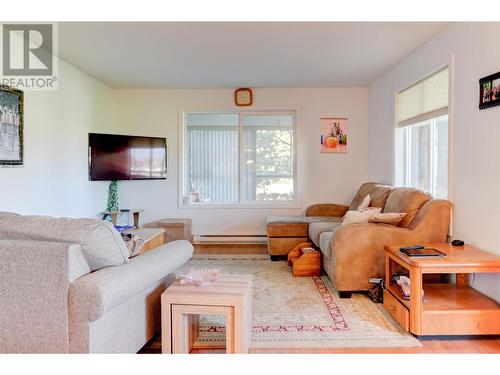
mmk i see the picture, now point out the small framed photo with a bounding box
[479,72,500,109]
[0,85,24,166]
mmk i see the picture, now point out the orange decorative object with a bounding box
[287,242,321,277]
[325,136,338,148]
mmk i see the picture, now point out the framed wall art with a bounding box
[320,117,348,153]
[479,72,500,110]
[0,85,24,166]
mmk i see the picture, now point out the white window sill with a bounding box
[179,201,302,209]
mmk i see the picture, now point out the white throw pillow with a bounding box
[357,194,371,212]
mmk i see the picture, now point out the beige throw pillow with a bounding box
[341,208,402,227]
[341,210,371,226]
[369,212,407,226]
[363,207,382,216]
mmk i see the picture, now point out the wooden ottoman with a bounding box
[266,216,340,260]
[267,221,309,260]
[161,274,252,354]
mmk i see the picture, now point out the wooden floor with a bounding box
[139,335,500,354]
[148,246,500,354]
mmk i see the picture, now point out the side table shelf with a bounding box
[384,243,500,336]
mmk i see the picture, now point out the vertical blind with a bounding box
[397,67,449,127]
[185,112,295,204]
[186,127,239,203]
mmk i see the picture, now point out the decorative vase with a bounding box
[106,180,119,212]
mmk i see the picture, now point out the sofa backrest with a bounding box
[406,199,452,236]
[383,187,432,228]
[0,212,130,271]
[349,182,393,210]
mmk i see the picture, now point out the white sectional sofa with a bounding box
[0,212,193,353]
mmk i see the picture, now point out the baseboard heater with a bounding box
[193,235,268,245]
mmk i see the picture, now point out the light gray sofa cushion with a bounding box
[308,221,341,247]
[319,231,334,258]
[266,215,342,224]
[69,240,194,322]
[0,213,130,271]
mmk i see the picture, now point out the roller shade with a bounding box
[397,67,449,127]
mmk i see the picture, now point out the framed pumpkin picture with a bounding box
[320,117,348,153]
[0,85,24,166]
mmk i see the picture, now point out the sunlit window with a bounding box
[183,111,295,205]
[395,67,449,199]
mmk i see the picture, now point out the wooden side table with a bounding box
[144,218,192,243]
[384,243,500,336]
[161,274,252,354]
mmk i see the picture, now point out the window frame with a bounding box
[178,106,300,209]
[393,63,454,202]
[396,115,449,199]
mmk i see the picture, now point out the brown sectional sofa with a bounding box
[266,182,452,297]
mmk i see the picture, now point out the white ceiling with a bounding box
[58,22,448,88]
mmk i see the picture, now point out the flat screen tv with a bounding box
[89,133,167,181]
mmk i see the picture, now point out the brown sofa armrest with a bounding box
[332,223,415,291]
[306,204,349,217]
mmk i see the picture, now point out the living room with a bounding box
[1,1,499,373]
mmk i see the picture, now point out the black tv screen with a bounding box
[89,133,167,181]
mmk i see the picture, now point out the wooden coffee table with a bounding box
[161,274,252,354]
[384,243,500,336]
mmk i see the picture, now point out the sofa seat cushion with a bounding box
[267,216,341,238]
[69,240,194,322]
[267,215,341,225]
[383,188,432,227]
[319,231,335,258]
[308,221,341,247]
[349,182,393,210]
[0,213,130,271]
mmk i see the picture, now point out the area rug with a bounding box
[177,254,421,348]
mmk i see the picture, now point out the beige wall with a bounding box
[0,59,115,217]
[368,23,500,301]
[112,87,368,235]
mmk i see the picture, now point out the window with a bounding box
[395,67,449,199]
[182,111,295,205]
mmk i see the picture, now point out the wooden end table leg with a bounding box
[409,267,423,335]
[456,273,469,286]
[161,300,172,354]
[225,308,235,354]
[171,306,192,353]
[385,254,392,286]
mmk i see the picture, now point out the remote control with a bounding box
[399,245,425,251]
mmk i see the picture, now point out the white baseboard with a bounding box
[193,235,268,245]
